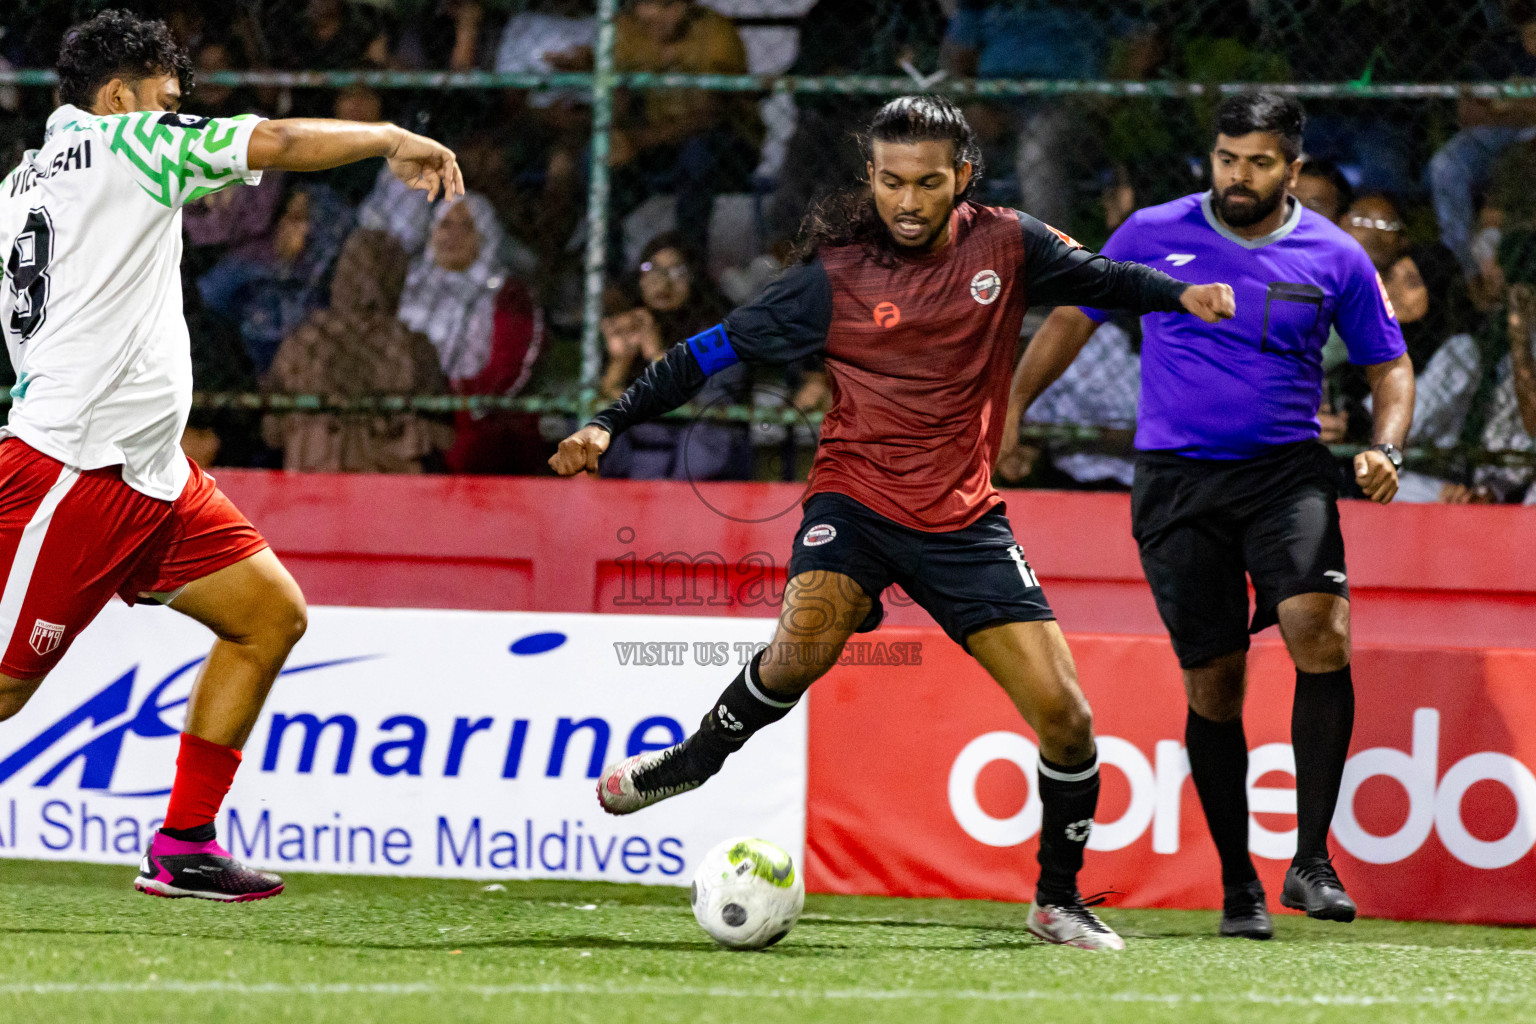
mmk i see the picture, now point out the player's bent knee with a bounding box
[244,584,308,655]
[1037,693,1094,756]
[270,594,308,652]
[1282,612,1350,672]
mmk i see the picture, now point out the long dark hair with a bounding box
[791,94,984,266]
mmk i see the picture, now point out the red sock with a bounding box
[163,733,242,831]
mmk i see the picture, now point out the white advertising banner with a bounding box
[0,605,802,883]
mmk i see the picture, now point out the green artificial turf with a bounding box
[2,859,1534,1024]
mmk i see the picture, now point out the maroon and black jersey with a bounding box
[592,202,1189,531]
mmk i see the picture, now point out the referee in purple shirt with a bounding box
[1004,93,1415,940]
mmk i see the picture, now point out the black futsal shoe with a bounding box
[1219,879,1274,939]
[1280,857,1358,922]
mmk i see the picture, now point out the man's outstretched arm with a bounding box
[551,262,833,477]
[1018,213,1234,324]
[549,341,713,476]
[248,119,464,202]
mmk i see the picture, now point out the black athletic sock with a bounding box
[1185,708,1258,887]
[1292,664,1355,862]
[691,651,800,770]
[1035,750,1100,905]
[160,822,217,844]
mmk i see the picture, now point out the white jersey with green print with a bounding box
[0,103,264,501]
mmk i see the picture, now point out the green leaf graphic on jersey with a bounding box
[105,111,254,208]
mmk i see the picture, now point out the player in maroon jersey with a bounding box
[551,96,1234,950]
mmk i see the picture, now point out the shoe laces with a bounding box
[1224,879,1266,911]
[1049,891,1119,933]
[1294,857,1344,889]
[630,743,703,796]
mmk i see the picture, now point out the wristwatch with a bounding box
[1369,443,1403,470]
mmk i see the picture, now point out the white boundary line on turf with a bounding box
[0,982,1528,1005]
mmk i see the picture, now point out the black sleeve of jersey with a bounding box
[587,261,832,438]
[1018,212,1188,313]
[721,259,833,363]
[588,343,708,438]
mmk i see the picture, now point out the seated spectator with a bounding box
[1003,319,1140,490]
[1340,192,1469,369]
[765,0,947,258]
[942,0,1135,224]
[182,260,263,471]
[607,0,763,268]
[310,85,390,205]
[357,162,435,259]
[393,0,488,71]
[1293,158,1353,222]
[497,0,595,85]
[263,229,453,473]
[199,182,356,378]
[494,0,596,297]
[280,0,389,69]
[183,167,289,280]
[1392,234,1536,503]
[1428,0,1536,286]
[397,194,551,475]
[187,36,260,121]
[600,231,749,480]
[1314,193,1460,452]
[265,0,390,117]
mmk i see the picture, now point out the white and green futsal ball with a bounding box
[690,837,804,950]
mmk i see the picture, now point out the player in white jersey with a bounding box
[0,9,462,901]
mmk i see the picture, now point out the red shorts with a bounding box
[0,439,268,678]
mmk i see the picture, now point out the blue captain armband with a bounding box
[686,323,740,375]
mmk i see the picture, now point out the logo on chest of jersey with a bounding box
[970,269,1002,305]
[872,301,902,328]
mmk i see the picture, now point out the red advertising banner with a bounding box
[805,628,1536,925]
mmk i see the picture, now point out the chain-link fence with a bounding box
[3,1,1536,499]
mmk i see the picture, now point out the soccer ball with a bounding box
[690,837,804,950]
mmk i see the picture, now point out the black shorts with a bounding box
[1132,441,1349,669]
[785,491,1055,650]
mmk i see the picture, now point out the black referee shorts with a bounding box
[786,492,1055,650]
[1132,441,1349,669]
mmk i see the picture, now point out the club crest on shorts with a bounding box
[970,269,1001,305]
[28,618,64,656]
[802,523,837,547]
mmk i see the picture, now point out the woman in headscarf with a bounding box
[398,192,550,474]
[263,229,453,473]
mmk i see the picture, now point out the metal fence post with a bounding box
[579,0,620,422]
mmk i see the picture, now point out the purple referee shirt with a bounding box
[1081,192,1407,459]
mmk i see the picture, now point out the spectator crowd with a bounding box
[2,0,1536,503]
